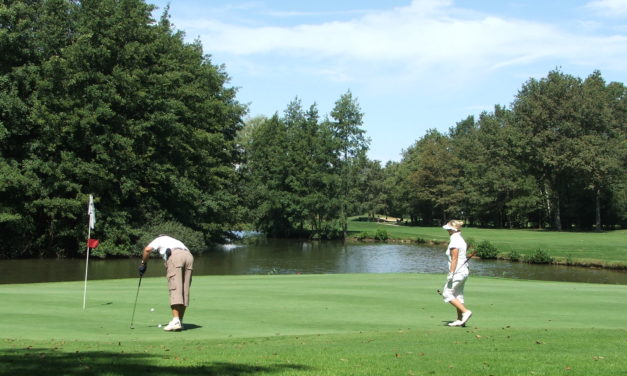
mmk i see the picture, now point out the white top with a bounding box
[446,232,468,273]
[147,236,189,261]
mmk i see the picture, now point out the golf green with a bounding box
[1,274,625,375]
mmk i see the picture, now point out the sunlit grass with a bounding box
[348,219,627,265]
[1,274,625,375]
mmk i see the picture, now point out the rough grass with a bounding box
[1,274,625,375]
[348,219,627,267]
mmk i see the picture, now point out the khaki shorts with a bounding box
[165,249,194,306]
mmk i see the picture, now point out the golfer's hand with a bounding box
[446,272,454,282]
[138,263,147,275]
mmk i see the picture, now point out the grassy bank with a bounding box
[1,274,625,375]
[348,219,627,268]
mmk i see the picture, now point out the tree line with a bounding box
[242,70,625,234]
[1,0,625,258]
[381,70,625,231]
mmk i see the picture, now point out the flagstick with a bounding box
[82,223,91,310]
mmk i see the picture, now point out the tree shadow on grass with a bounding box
[0,348,312,376]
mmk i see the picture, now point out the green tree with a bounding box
[348,155,386,220]
[575,72,626,230]
[382,161,409,221]
[461,108,543,228]
[328,90,369,238]
[400,129,461,225]
[0,0,245,257]
[242,114,293,236]
[512,69,585,231]
[240,99,342,238]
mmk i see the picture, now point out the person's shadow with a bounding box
[182,323,202,331]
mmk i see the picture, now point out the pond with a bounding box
[0,238,625,284]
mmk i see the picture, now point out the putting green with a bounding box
[1,274,625,375]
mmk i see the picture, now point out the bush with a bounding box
[374,229,389,241]
[475,240,499,259]
[465,238,476,249]
[355,232,371,240]
[415,237,427,244]
[508,250,522,262]
[524,249,554,264]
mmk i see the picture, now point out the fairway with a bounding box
[348,220,627,266]
[1,274,625,375]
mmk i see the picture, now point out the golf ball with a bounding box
[150,308,154,312]
[158,324,162,328]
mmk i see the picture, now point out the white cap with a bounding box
[442,224,457,231]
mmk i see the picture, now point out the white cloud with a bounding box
[585,0,627,17]
[177,0,627,90]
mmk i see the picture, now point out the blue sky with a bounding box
[149,0,627,163]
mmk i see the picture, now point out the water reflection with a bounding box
[0,238,625,284]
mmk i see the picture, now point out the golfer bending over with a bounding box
[442,220,473,327]
[139,235,194,331]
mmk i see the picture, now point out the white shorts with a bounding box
[442,272,468,303]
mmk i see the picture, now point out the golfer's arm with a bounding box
[450,248,459,273]
[141,246,152,264]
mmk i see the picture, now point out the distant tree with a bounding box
[240,98,345,238]
[460,108,543,228]
[512,69,626,230]
[574,72,626,230]
[381,161,407,221]
[298,104,342,236]
[349,155,386,220]
[512,69,585,231]
[328,90,369,238]
[401,129,462,225]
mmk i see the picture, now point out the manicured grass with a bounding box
[1,274,625,375]
[348,219,627,266]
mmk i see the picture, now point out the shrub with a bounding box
[374,229,389,241]
[475,240,499,259]
[465,238,476,249]
[415,237,427,244]
[318,221,343,240]
[524,249,554,264]
[355,232,371,240]
[508,250,522,262]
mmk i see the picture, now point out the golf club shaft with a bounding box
[451,250,476,275]
[130,274,143,328]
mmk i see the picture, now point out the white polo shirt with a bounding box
[147,236,189,261]
[446,232,468,273]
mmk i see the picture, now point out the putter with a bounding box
[130,274,143,329]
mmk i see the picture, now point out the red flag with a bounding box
[87,238,99,249]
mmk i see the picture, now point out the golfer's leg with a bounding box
[171,304,185,319]
[449,298,468,313]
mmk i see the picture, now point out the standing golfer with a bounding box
[139,235,194,331]
[441,220,473,327]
